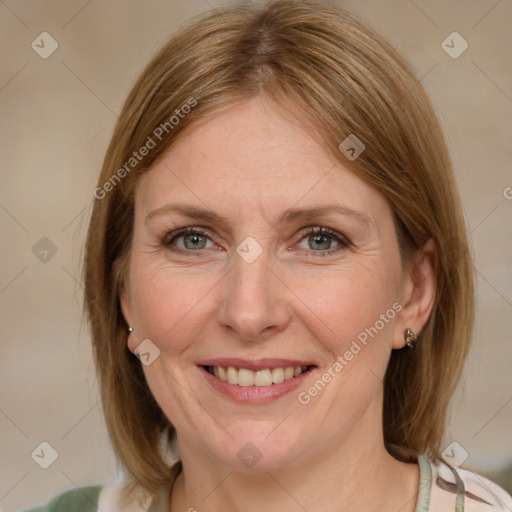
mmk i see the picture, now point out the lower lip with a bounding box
[199,366,314,404]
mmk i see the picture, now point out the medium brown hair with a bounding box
[83,0,474,498]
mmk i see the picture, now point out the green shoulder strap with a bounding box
[22,485,102,512]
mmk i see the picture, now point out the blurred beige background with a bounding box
[1,0,511,510]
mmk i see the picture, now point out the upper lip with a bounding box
[197,358,316,371]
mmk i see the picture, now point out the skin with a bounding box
[120,96,436,512]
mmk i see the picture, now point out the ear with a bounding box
[115,258,135,350]
[392,238,436,349]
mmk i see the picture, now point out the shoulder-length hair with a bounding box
[83,0,474,498]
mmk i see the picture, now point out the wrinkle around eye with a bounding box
[143,214,374,260]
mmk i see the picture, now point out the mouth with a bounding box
[197,359,317,403]
[202,364,315,386]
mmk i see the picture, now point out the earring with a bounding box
[404,328,418,349]
[127,326,133,333]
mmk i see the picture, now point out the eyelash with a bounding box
[161,226,351,257]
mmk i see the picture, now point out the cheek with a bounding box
[129,259,215,354]
[306,267,400,353]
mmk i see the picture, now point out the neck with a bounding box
[169,397,419,512]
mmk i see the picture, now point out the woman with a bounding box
[23,1,512,511]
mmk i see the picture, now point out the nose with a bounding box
[217,246,291,343]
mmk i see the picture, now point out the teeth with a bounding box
[209,365,309,386]
[284,367,295,380]
[238,368,254,386]
[226,366,238,385]
[217,366,227,382]
[254,369,273,386]
[271,367,284,384]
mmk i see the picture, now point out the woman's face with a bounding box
[121,96,421,471]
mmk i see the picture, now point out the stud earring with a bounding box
[127,326,133,333]
[404,328,418,349]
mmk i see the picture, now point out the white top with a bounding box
[95,455,512,512]
[23,454,512,512]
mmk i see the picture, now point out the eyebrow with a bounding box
[145,202,371,227]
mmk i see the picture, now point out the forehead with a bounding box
[135,97,389,224]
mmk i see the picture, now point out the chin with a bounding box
[201,424,309,472]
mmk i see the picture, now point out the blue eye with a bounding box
[163,228,213,251]
[297,227,350,256]
[162,226,350,257]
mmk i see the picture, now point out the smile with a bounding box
[198,360,317,403]
[204,365,313,386]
